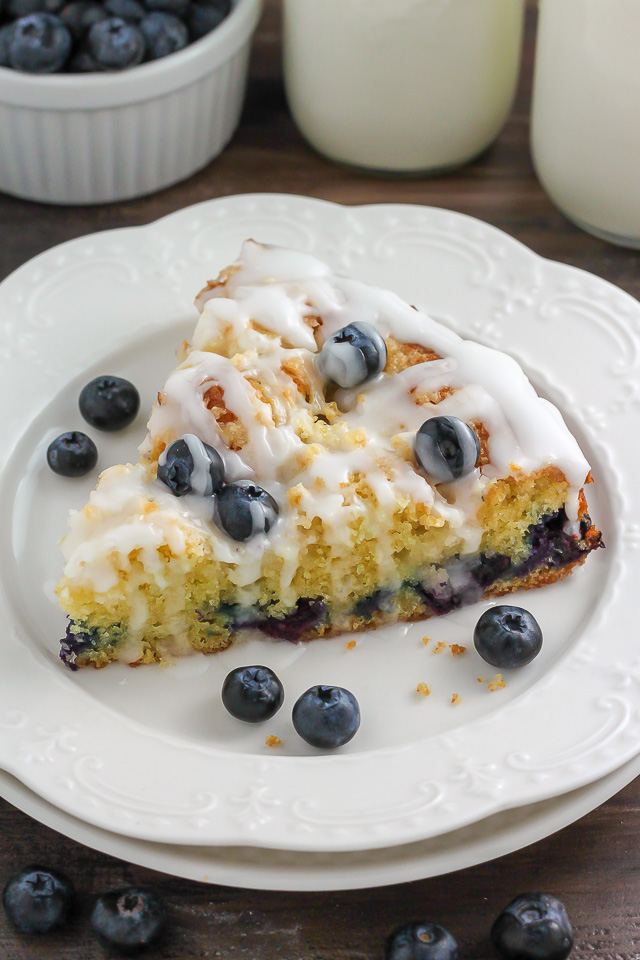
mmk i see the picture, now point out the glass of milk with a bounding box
[532,0,640,248]
[283,0,526,175]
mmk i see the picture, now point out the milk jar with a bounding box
[532,0,640,248]
[283,0,526,175]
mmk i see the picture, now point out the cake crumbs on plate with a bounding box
[488,674,506,692]
[510,461,522,473]
[346,639,357,651]
[450,643,466,657]
[433,641,447,654]
[416,682,431,697]
[265,735,282,748]
[422,636,432,646]
[477,676,486,683]
[451,693,461,705]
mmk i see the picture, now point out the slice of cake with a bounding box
[56,241,602,670]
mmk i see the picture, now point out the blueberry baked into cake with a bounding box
[57,241,602,669]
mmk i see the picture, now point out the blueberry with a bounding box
[157,434,224,497]
[140,11,187,59]
[0,24,13,66]
[143,0,188,19]
[104,0,145,21]
[222,665,284,723]
[186,0,230,40]
[60,0,106,40]
[214,480,279,542]
[47,431,98,477]
[91,887,166,955]
[414,415,479,484]
[474,605,543,669]
[491,893,573,960]
[317,321,387,389]
[87,16,144,69]
[8,13,71,72]
[79,375,140,430]
[292,685,360,749]
[2,865,74,934]
[7,0,63,17]
[385,922,459,960]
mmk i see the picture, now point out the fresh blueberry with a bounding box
[87,16,144,69]
[474,605,543,669]
[491,893,573,960]
[385,922,459,960]
[59,0,106,40]
[186,0,230,40]
[157,434,224,497]
[292,685,360,749]
[143,0,188,19]
[316,321,387,390]
[140,11,187,59]
[7,0,63,17]
[8,13,71,72]
[222,665,284,723]
[414,415,479,484]
[0,24,13,66]
[91,887,166,955]
[214,480,279,542]
[47,431,98,477]
[79,375,140,430]
[2,865,74,934]
[104,0,145,21]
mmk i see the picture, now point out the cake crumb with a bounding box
[451,693,461,705]
[450,644,467,657]
[416,682,431,697]
[346,639,356,651]
[433,641,447,654]
[422,636,432,647]
[265,735,282,748]
[477,676,486,683]
[509,462,522,472]
[488,674,506,692]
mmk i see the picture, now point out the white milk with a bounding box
[531,0,640,248]
[283,0,526,174]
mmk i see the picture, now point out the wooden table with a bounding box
[1,2,639,957]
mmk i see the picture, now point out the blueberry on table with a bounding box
[474,605,543,669]
[140,11,187,59]
[157,434,224,497]
[385,921,459,960]
[143,0,189,20]
[59,0,107,40]
[47,431,98,477]
[186,0,231,40]
[8,13,71,72]
[91,887,166,955]
[214,480,279,542]
[491,893,573,960]
[2,865,74,934]
[292,685,360,749]
[79,375,140,430]
[104,0,145,22]
[87,17,145,70]
[414,415,480,484]
[317,321,387,389]
[222,665,284,723]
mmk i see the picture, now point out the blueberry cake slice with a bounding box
[56,242,602,669]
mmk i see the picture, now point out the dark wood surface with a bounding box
[2,2,640,957]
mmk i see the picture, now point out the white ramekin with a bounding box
[0,0,262,205]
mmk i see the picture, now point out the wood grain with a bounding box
[2,1,640,957]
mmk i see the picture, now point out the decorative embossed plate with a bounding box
[0,195,636,852]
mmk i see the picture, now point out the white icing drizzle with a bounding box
[60,241,591,606]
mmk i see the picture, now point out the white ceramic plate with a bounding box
[0,195,637,852]
[1,758,638,891]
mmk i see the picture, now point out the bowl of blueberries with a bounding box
[0,0,261,204]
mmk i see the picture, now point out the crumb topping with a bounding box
[265,735,282,748]
[416,682,431,697]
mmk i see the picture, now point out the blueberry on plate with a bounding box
[214,480,279,542]
[157,434,224,497]
[79,375,140,431]
[316,321,387,390]
[47,431,98,477]
[140,11,187,59]
[91,887,166,955]
[292,685,360,749]
[222,665,284,723]
[104,0,145,22]
[474,605,542,669]
[143,0,189,20]
[385,921,459,960]
[491,893,573,960]
[186,0,230,40]
[87,16,145,70]
[8,12,71,72]
[59,0,107,40]
[2,865,74,934]
[414,415,479,484]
